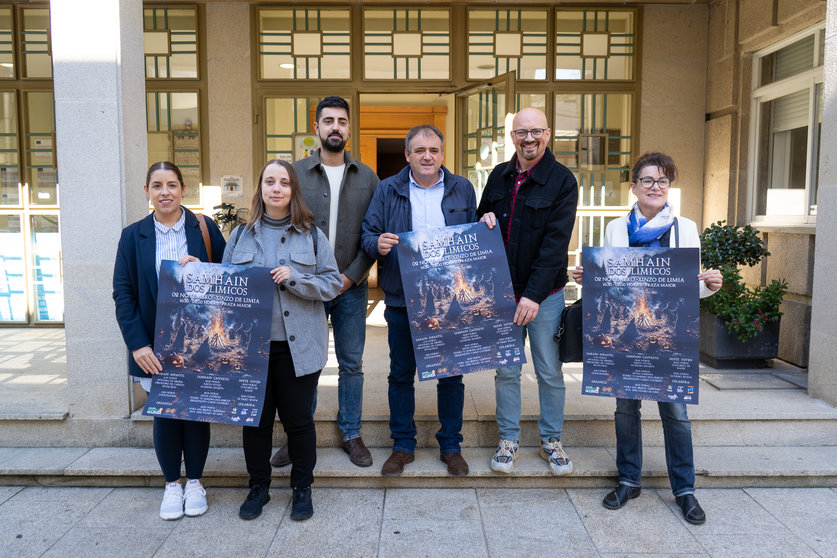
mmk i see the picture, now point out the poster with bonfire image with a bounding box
[143,261,274,424]
[396,222,525,381]
[580,247,701,404]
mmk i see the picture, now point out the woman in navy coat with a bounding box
[113,161,225,520]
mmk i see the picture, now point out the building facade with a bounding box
[1,0,835,443]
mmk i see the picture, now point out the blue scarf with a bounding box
[628,203,675,247]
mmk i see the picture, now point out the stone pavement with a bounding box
[1,485,836,557]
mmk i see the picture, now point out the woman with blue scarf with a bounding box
[573,152,722,525]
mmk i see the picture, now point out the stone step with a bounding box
[1,446,835,489]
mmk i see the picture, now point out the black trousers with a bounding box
[153,416,210,482]
[243,341,320,488]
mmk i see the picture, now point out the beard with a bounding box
[518,142,540,160]
[321,133,346,153]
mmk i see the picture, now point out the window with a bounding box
[750,25,823,223]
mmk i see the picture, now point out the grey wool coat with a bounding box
[222,219,343,376]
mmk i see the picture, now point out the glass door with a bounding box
[456,72,516,200]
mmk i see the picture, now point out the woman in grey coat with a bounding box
[223,159,342,522]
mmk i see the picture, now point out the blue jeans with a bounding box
[495,290,566,443]
[384,305,464,455]
[614,398,696,497]
[315,279,368,442]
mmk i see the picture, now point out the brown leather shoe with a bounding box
[343,437,373,467]
[440,453,469,476]
[381,450,414,477]
[270,445,290,468]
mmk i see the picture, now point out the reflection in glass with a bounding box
[461,85,507,199]
[260,9,351,80]
[146,91,201,206]
[144,7,198,79]
[468,9,547,80]
[30,213,62,322]
[0,91,19,205]
[364,9,450,80]
[0,8,14,78]
[22,8,51,78]
[0,213,26,321]
[25,91,57,206]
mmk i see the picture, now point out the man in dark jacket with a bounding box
[362,124,477,478]
[269,96,379,469]
[477,107,579,476]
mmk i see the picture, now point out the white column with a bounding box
[809,0,837,405]
[51,0,147,418]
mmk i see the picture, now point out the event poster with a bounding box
[144,261,274,424]
[396,222,525,380]
[581,247,701,404]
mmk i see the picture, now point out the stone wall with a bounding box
[703,0,826,367]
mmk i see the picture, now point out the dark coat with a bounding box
[361,165,477,307]
[112,209,226,378]
[477,149,578,303]
[293,149,380,284]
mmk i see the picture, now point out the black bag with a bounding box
[554,298,583,363]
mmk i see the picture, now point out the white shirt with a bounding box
[322,163,345,243]
[409,169,446,231]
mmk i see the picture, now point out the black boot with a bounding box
[290,486,313,521]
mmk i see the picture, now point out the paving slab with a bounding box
[567,488,704,554]
[0,485,22,504]
[155,488,289,558]
[0,487,111,558]
[267,488,384,558]
[699,373,799,390]
[0,447,89,475]
[693,533,820,557]
[42,526,173,558]
[656,488,786,535]
[74,487,178,530]
[745,487,837,557]
[379,488,487,558]
[477,488,597,557]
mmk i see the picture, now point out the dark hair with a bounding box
[405,124,444,152]
[315,96,350,122]
[145,161,185,189]
[631,152,677,183]
[247,159,315,232]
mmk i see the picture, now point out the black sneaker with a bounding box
[239,484,270,520]
[290,486,313,521]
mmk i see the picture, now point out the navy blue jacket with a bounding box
[477,149,578,303]
[113,208,226,378]
[361,165,477,307]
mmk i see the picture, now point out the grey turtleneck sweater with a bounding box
[261,214,291,341]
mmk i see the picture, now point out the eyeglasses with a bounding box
[511,128,546,140]
[636,177,672,189]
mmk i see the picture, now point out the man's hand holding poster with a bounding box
[581,247,701,404]
[144,261,274,424]
[396,222,525,380]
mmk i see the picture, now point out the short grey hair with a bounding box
[405,125,444,153]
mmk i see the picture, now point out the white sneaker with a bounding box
[159,482,184,520]
[184,479,208,517]
[489,439,519,473]
[540,437,574,476]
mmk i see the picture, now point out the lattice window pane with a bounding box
[144,7,198,79]
[21,8,51,79]
[0,91,19,206]
[468,9,547,80]
[260,9,350,80]
[555,9,635,81]
[0,8,14,79]
[146,91,201,205]
[364,9,450,80]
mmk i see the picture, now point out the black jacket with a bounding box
[477,148,578,303]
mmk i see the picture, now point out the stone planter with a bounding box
[699,310,780,369]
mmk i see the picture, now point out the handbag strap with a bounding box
[195,213,212,262]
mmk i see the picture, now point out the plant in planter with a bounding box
[698,220,788,368]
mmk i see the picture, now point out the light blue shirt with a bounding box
[409,169,446,231]
[153,208,188,276]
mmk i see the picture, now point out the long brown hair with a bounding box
[247,159,315,231]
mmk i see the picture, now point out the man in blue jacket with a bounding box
[478,107,579,476]
[361,124,477,477]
